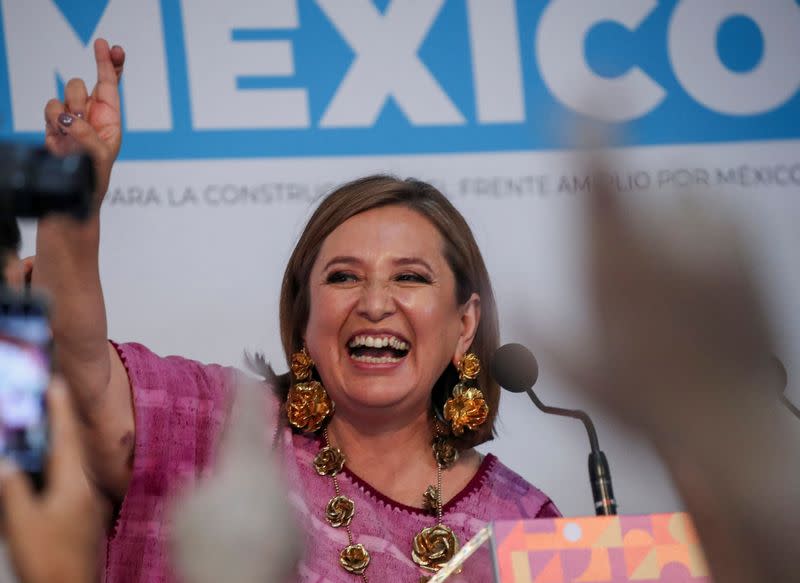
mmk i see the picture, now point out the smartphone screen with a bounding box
[0,291,50,482]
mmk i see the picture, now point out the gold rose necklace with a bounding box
[313,426,460,581]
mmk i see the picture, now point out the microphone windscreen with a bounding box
[491,343,539,393]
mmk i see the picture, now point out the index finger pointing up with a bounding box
[94,38,119,86]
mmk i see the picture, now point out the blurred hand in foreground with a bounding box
[170,379,302,583]
[560,178,776,445]
[540,161,798,583]
[0,378,103,583]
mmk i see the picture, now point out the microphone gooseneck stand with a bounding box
[491,343,617,516]
[521,387,617,516]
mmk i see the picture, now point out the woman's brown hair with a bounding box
[252,174,500,448]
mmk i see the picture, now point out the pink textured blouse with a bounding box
[104,343,559,582]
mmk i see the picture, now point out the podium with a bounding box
[431,512,711,582]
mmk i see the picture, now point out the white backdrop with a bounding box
[22,141,796,517]
[5,0,800,517]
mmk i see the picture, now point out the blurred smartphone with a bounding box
[0,288,51,489]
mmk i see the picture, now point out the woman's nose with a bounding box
[356,281,396,322]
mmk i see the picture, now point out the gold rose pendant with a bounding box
[290,347,314,381]
[326,495,355,528]
[412,524,460,572]
[432,437,458,469]
[443,385,488,436]
[457,353,481,381]
[422,485,439,515]
[287,381,333,433]
[313,445,346,477]
[340,543,371,575]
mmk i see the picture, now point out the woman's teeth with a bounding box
[347,334,410,364]
[350,354,403,364]
[348,335,409,351]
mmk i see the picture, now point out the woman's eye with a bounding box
[395,272,430,284]
[326,271,358,284]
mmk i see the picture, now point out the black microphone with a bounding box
[491,343,617,516]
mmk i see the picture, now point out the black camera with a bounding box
[0,142,94,220]
[0,141,91,489]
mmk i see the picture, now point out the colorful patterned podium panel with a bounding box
[492,513,711,583]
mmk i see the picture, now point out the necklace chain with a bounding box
[324,427,369,581]
[318,426,456,580]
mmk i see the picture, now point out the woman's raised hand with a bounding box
[34,38,137,506]
[43,38,125,204]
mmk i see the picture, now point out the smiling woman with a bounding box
[33,40,559,583]
[272,177,500,449]
[242,176,556,580]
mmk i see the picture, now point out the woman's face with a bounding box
[305,205,480,420]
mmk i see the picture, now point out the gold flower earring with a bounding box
[286,347,334,433]
[443,353,489,436]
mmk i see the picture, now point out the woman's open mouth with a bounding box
[347,334,410,364]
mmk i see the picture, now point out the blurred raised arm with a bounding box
[544,167,799,583]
